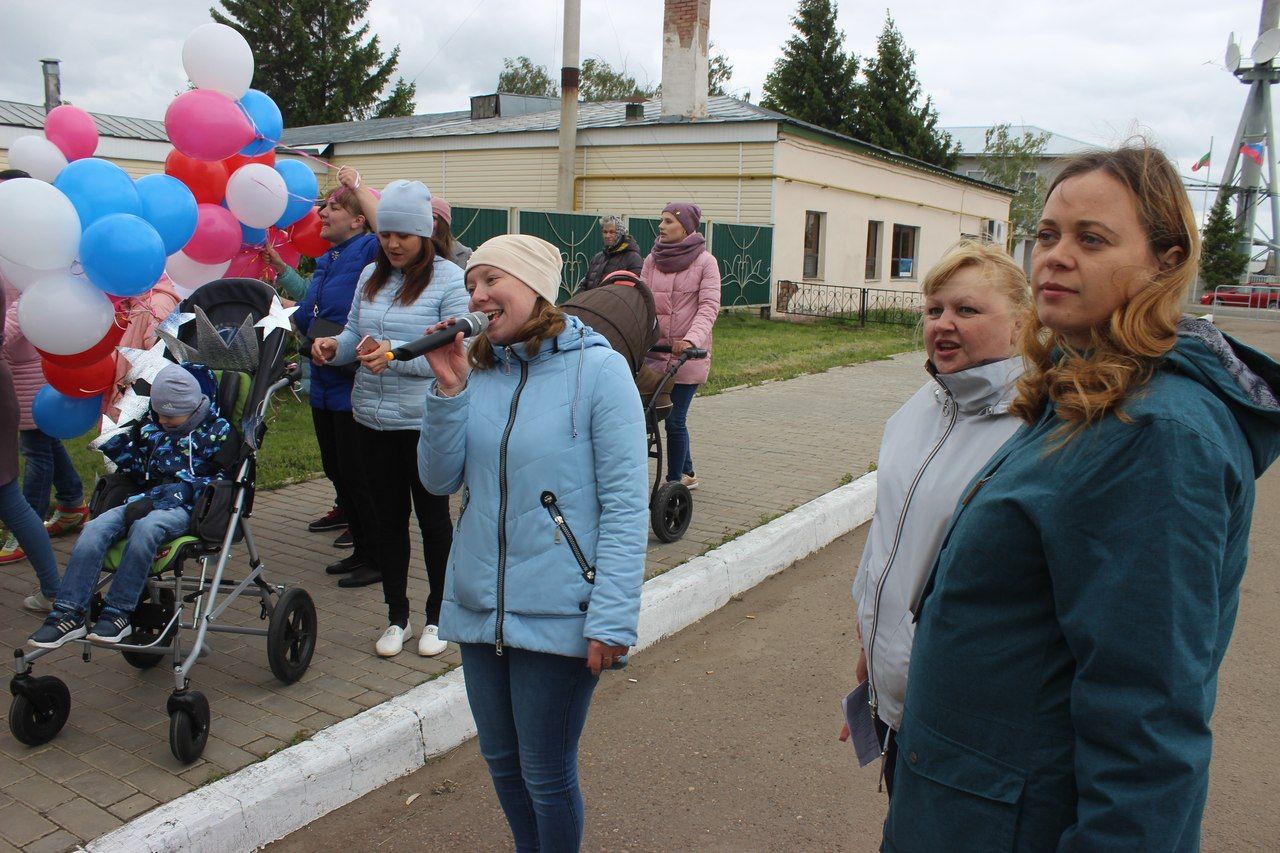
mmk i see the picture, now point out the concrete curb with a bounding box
[88,472,878,853]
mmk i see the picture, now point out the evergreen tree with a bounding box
[851,13,958,169]
[496,57,658,102]
[210,0,416,126]
[1200,196,1249,291]
[708,43,734,97]
[498,56,557,97]
[979,124,1050,244]
[760,0,859,135]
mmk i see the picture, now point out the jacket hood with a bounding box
[1170,317,1280,475]
[929,355,1023,416]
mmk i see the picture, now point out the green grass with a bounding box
[701,312,919,395]
[42,314,916,496]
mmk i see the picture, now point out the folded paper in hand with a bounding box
[841,681,883,768]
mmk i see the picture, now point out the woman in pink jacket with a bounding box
[641,202,721,490]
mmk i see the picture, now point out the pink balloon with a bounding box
[164,89,254,162]
[44,105,98,161]
[184,203,242,264]
[267,226,302,268]
[225,246,270,280]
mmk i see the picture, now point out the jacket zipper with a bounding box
[540,491,597,583]
[865,390,958,719]
[494,357,530,655]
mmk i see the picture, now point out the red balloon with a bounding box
[37,315,127,369]
[185,203,242,264]
[287,210,329,258]
[165,150,229,205]
[226,247,271,280]
[223,150,276,172]
[267,227,302,268]
[42,355,117,398]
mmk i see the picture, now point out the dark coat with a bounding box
[882,323,1280,852]
[581,238,643,291]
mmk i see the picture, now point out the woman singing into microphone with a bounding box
[312,180,470,658]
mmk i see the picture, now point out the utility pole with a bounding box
[556,0,582,212]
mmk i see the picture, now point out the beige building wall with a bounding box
[0,149,163,179]
[330,147,562,209]
[771,134,1011,301]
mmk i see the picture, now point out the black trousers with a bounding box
[311,407,375,561]
[874,716,899,797]
[353,423,452,626]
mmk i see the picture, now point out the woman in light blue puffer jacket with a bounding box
[313,180,470,659]
[420,234,648,852]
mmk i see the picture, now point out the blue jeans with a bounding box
[55,503,190,616]
[20,429,83,519]
[664,383,698,482]
[0,479,59,598]
[460,644,600,853]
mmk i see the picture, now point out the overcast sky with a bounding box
[0,0,1269,207]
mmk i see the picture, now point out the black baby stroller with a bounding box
[8,279,315,764]
[561,271,707,543]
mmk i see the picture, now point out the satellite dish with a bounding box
[1227,38,1243,71]
[1253,28,1280,64]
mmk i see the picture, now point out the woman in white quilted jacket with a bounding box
[313,180,470,658]
[849,240,1029,795]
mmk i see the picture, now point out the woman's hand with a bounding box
[359,339,391,374]
[586,639,628,676]
[312,337,337,366]
[423,318,471,394]
[337,165,361,190]
[672,339,693,356]
[262,242,287,275]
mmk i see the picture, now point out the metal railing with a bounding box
[774,281,922,327]
[1204,284,1280,320]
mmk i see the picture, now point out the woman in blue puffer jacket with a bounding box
[313,180,470,659]
[420,234,648,852]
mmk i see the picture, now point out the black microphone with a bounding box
[386,311,490,361]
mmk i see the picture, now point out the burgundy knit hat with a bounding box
[431,197,452,227]
[663,202,701,235]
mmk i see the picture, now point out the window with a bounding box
[891,224,919,279]
[865,220,882,280]
[967,169,986,180]
[982,219,1007,245]
[803,211,825,279]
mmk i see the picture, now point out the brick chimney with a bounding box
[660,0,710,120]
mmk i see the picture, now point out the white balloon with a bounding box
[8,134,68,183]
[0,256,63,292]
[225,163,288,228]
[165,251,230,290]
[0,178,81,271]
[17,272,116,355]
[182,23,254,98]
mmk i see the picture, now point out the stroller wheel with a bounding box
[168,690,210,764]
[651,481,693,543]
[267,587,317,684]
[8,675,71,746]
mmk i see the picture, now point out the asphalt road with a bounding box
[273,317,1280,851]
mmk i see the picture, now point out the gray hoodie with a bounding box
[851,355,1024,731]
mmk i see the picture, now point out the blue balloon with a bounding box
[274,159,319,228]
[53,157,140,230]
[238,89,283,157]
[80,213,166,297]
[240,222,267,245]
[136,174,198,255]
[33,385,104,440]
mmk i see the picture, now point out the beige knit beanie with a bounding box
[466,234,563,304]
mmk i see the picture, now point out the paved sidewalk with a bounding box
[0,350,927,852]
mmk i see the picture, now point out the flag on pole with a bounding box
[1192,151,1212,171]
[1241,142,1265,166]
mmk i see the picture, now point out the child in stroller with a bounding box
[27,363,232,649]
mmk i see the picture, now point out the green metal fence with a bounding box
[710,223,772,307]
[450,206,509,251]
[517,210,604,300]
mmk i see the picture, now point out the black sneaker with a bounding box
[333,528,354,549]
[308,506,347,532]
[28,611,87,649]
[87,611,133,645]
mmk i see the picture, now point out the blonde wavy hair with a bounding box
[1008,144,1199,438]
[922,238,1032,313]
[467,298,566,370]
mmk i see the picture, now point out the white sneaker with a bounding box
[417,624,448,657]
[375,623,412,657]
[23,591,54,613]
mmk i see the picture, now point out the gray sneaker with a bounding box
[22,591,54,614]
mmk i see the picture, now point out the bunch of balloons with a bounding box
[0,22,322,439]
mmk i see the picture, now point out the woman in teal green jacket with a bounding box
[883,145,1280,851]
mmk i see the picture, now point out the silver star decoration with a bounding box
[158,306,260,371]
[118,340,173,387]
[154,308,196,339]
[89,413,131,457]
[255,294,298,337]
[114,387,151,425]
[155,328,198,364]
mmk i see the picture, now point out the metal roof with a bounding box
[0,99,167,142]
[942,125,1093,157]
